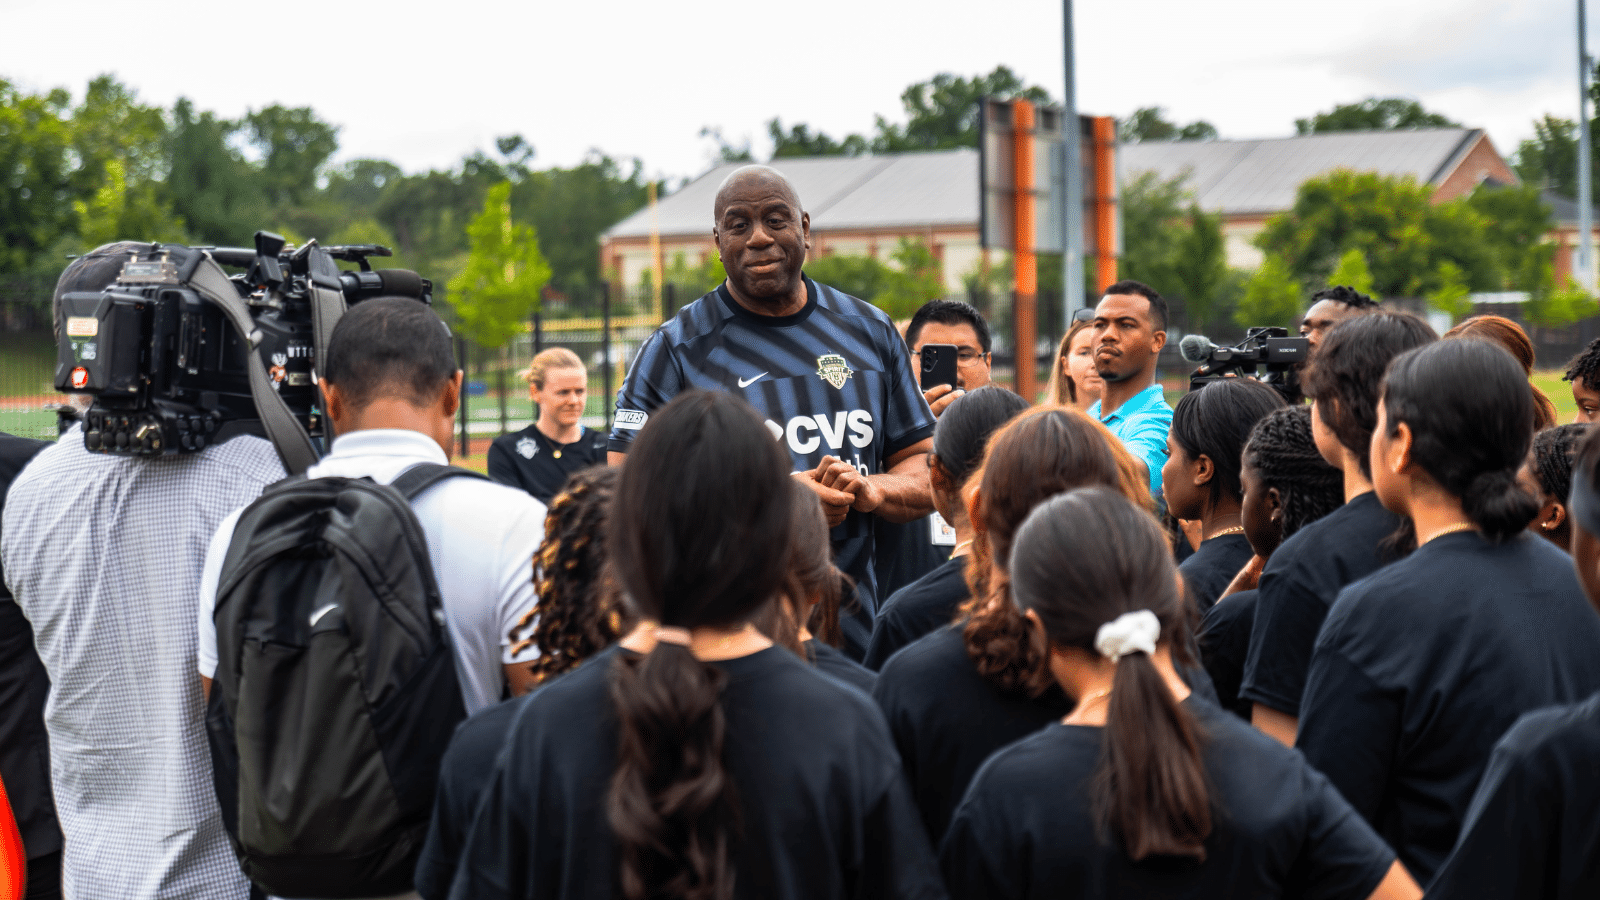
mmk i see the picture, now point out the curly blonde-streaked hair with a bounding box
[509,466,627,684]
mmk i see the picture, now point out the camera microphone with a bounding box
[338,268,431,303]
[1179,334,1220,364]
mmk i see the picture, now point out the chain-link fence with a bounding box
[11,274,1599,453]
[0,276,61,442]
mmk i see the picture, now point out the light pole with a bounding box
[1580,0,1595,292]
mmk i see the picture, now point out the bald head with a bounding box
[714,165,802,220]
[712,165,811,314]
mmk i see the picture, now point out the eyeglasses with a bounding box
[916,347,989,366]
[1072,307,1096,323]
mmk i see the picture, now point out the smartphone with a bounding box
[920,344,959,391]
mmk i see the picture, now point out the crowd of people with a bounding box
[4,164,1600,900]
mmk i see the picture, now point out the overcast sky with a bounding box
[3,0,1590,186]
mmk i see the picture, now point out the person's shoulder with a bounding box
[434,468,547,518]
[445,693,526,770]
[1495,691,1600,765]
[875,625,969,689]
[656,290,732,343]
[810,280,901,331]
[490,425,537,450]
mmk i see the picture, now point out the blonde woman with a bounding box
[488,348,607,504]
[1044,316,1103,412]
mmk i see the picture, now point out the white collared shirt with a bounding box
[198,428,547,713]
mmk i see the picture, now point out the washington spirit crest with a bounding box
[816,353,853,389]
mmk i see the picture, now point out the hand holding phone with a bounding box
[919,344,959,391]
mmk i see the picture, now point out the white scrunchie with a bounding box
[1094,610,1161,662]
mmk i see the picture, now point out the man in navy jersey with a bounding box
[609,165,937,658]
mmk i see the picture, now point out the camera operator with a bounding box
[0,244,287,900]
[1300,285,1378,351]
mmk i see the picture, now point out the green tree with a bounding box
[1327,248,1375,296]
[0,80,76,273]
[244,105,340,208]
[165,97,267,245]
[1118,107,1218,143]
[768,118,869,158]
[1426,260,1473,320]
[1295,97,1461,134]
[447,182,551,349]
[1465,184,1554,292]
[1512,115,1590,199]
[803,254,896,303]
[515,152,651,288]
[1235,255,1302,328]
[1117,173,1234,332]
[1255,170,1498,298]
[873,239,947,318]
[74,157,188,248]
[1525,276,1598,328]
[872,66,1053,152]
[663,251,726,298]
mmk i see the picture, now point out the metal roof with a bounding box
[1119,128,1482,216]
[603,149,980,239]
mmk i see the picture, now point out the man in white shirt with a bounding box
[199,297,547,713]
[2,243,285,900]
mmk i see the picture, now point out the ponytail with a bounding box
[609,644,738,900]
[1381,341,1538,545]
[603,391,797,900]
[1461,468,1540,543]
[1009,489,1213,863]
[1094,647,1210,861]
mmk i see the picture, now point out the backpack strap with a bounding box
[389,462,489,502]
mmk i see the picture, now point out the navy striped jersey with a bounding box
[610,278,936,651]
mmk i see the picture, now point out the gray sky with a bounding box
[3,0,1589,184]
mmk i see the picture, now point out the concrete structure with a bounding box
[601,151,985,294]
[601,129,1519,292]
[1119,128,1517,269]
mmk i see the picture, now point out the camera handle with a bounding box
[179,250,321,474]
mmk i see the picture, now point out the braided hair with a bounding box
[1242,406,1343,539]
[1564,337,1600,391]
[510,466,626,685]
[1533,424,1589,504]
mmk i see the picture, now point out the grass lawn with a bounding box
[1533,370,1579,425]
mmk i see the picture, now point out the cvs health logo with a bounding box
[765,410,874,456]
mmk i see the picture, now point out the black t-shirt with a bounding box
[449,645,945,900]
[805,638,877,695]
[416,696,524,899]
[941,697,1395,900]
[872,625,1076,844]
[0,432,55,860]
[1428,691,1600,900]
[1198,587,1258,721]
[873,515,949,609]
[1177,532,1252,614]
[873,623,1221,847]
[1298,531,1600,884]
[486,424,607,506]
[1242,491,1402,716]
[865,556,969,671]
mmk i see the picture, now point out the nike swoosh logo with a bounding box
[737,372,768,388]
[309,604,339,627]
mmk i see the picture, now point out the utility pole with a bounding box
[1581,0,1596,292]
[1062,0,1085,327]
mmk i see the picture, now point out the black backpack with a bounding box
[205,463,484,898]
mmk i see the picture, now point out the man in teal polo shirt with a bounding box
[1087,280,1172,503]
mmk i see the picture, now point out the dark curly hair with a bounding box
[1564,337,1600,392]
[1242,406,1344,540]
[510,466,627,685]
[1309,284,1378,311]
